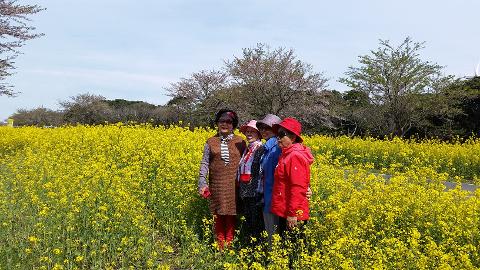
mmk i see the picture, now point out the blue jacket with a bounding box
[260,136,281,213]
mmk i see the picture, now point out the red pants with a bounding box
[214,215,235,249]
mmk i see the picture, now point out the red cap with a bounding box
[272,117,303,143]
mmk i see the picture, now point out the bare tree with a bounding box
[0,0,44,96]
[166,70,229,126]
[167,70,228,107]
[10,107,63,126]
[226,44,329,120]
[165,45,330,129]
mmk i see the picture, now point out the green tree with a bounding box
[104,99,157,123]
[457,76,480,136]
[0,0,44,96]
[339,37,443,137]
[437,76,480,137]
[331,90,371,136]
[60,93,112,125]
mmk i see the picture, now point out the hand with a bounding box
[199,186,208,197]
[286,216,297,230]
[306,187,313,200]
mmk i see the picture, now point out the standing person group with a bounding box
[198,109,314,250]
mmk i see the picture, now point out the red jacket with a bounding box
[270,143,314,220]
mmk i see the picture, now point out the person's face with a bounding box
[217,117,233,135]
[243,127,260,143]
[277,127,296,148]
[257,123,274,139]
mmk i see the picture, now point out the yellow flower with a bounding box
[74,255,84,262]
[1,125,480,268]
[28,236,38,244]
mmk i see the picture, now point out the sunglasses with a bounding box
[257,124,271,131]
[277,130,290,139]
[218,119,233,124]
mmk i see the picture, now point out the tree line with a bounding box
[7,40,480,140]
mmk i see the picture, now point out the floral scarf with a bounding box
[238,140,262,183]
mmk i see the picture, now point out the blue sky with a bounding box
[1,0,480,121]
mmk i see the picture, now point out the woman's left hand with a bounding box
[306,187,312,200]
[287,216,297,229]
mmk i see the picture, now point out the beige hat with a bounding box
[256,114,282,128]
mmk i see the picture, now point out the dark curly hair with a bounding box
[214,109,239,129]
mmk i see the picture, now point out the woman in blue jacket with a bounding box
[256,114,282,243]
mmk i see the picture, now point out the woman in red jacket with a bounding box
[270,117,314,235]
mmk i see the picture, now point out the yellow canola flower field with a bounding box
[307,135,480,183]
[0,125,479,269]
